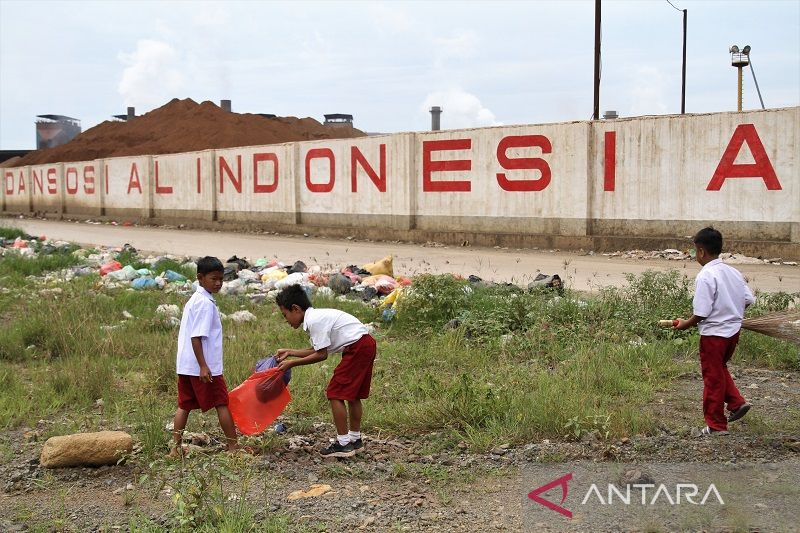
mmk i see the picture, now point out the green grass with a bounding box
[2,231,799,531]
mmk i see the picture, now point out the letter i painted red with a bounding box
[604,131,616,192]
[196,157,201,193]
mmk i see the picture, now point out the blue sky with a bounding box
[1,0,798,149]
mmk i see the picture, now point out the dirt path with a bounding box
[2,366,798,532]
[5,218,799,293]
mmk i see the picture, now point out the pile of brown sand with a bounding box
[12,98,366,166]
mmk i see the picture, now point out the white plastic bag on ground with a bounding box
[274,272,308,290]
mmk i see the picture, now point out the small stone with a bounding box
[113,488,124,495]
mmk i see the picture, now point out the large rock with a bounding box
[40,431,133,468]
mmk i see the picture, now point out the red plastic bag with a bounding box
[229,368,291,436]
[99,261,122,276]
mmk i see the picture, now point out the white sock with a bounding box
[348,431,361,441]
[337,434,350,446]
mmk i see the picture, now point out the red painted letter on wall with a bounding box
[46,168,57,194]
[65,167,79,195]
[254,153,278,193]
[219,155,242,193]
[155,161,173,194]
[32,170,43,194]
[4,171,13,195]
[707,124,781,191]
[351,145,386,192]
[422,139,472,192]
[127,163,142,194]
[604,131,616,192]
[495,135,552,192]
[305,148,335,193]
[18,170,25,193]
[84,166,95,194]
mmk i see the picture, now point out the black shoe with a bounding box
[319,441,355,458]
[728,403,751,423]
[350,438,364,453]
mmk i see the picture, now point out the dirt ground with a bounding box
[1,367,798,532]
[1,217,798,531]
[6,218,800,294]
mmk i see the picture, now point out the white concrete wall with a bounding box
[3,166,30,213]
[298,134,413,228]
[62,160,101,215]
[103,156,151,216]
[29,164,63,213]
[215,144,296,222]
[2,107,797,243]
[151,151,214,219]
[590,108,799,223]
[414,123,590,235]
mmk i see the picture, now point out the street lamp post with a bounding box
[729,45,749,112]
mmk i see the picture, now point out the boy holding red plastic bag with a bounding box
[275,284,377,458]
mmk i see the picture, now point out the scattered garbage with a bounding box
[156,304,181,318]
[227,310,257,323]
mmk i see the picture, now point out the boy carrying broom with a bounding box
[674,227,754,436]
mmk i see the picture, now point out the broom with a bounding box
[659,311,800,346]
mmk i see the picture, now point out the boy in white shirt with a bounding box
[275,284,376,458]
[171,256,240,456]
[675,228,754,435]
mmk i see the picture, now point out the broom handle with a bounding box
[658,319,679,327]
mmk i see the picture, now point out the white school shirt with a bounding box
[176,286,224,376]
[302,307,368,354]
[693,258,755,338]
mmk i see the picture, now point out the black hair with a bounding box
[196,256,224,275]
[693,227,723,256]
[275,284,311,311]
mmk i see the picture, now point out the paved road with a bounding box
[5,218,799,293]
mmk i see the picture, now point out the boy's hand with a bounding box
[275,349,292,361]
[674,319,691,330]
[277,359,294,372]
[199,365,213,383]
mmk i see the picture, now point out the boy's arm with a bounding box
[675,315,705,330]
[191,337,212,382]
[277,348,328,371]
[276,347,316,359]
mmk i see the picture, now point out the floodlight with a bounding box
[729,45,739,53]
[742,45,751,54]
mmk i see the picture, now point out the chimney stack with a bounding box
[127,107,135,120]
[221,99,232,112]
[430,106,442,131]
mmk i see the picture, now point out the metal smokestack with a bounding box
[127,107,135,120]
[221,99,232,112]
[430,106,442,131]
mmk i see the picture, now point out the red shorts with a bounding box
[326,335,377,401]
[177,374,229,412]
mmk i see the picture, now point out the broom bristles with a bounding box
[742,311,800,347]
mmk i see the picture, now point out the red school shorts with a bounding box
[326,335,377,401]
[177,374,229,412]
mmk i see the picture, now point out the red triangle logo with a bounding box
[528,472,573,519]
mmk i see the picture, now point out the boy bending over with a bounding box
[275,284,377,458]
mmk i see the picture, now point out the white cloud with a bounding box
[117,40,185,110]
[628,66,669,116]
[421,88,501,129]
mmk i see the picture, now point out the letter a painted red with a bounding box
[707,124,781,191]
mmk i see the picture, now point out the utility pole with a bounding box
[681,9,687,114]
[593,0,601,120]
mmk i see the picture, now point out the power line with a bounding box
[666,0,683,12]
